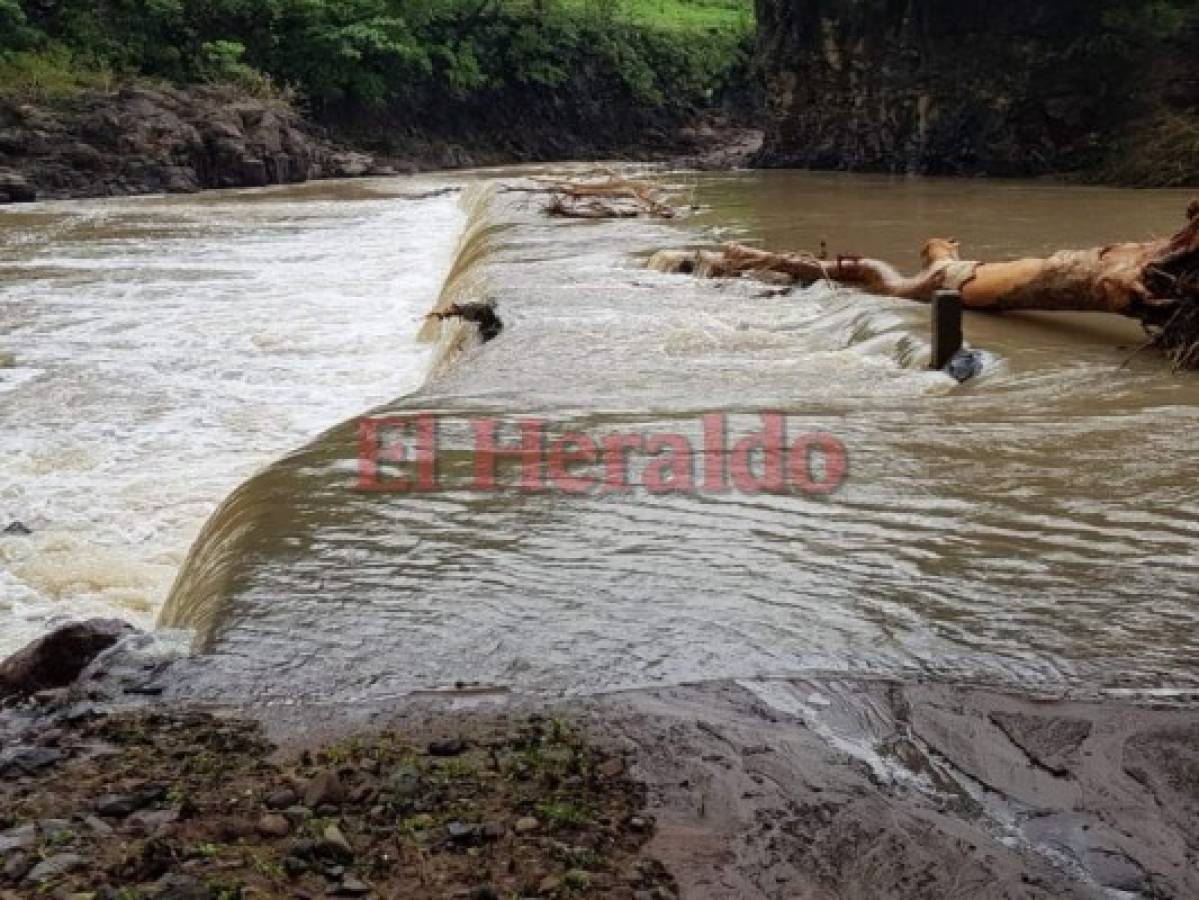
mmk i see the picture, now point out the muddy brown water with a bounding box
[4,170,1198,704]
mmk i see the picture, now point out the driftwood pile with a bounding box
[502,172,680,219]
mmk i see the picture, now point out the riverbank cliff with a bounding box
[752,0,1199,184]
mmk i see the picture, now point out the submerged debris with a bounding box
[429,301,504,343]
[503,172,680,220]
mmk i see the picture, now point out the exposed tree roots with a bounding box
[649,199,1199,370]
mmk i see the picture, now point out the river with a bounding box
[3,170,1197,704]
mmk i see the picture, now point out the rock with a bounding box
[82,815,113,836]
[319,824,354,861]
[282,855,308,877]
[215,818,257,841]
[628,815,650,832]
[288,838,317,859]
[333,876,370,896]
[152,873,209,900]
[128,808,181,832]
[481,822,505,841]
[515,816,540,834]
[24,852,85,883]
[3,850,31,881]
[446,821,479,845]
[0,745,63,777]
[37,818,73,838]
[944,348,985,384]
[3,520,32,535]
[283,805,309,826]
[303,770,345,807]
[239,158,268,187]
[330,152,373,178]
[564,869,590,889]
[257,813,291,838]
[388,767,421,797]
[0,619,136,700]
[96,782,167,818]
[538,874,562,895]
[0,169,36,203]
[0,823,36,856]
[264,787,298,810]
[428,737,466,757]
[64,143,104,170]
[597,757,625,778]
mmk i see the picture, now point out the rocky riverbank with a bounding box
[2,623,1197,898]
[0,82,760,205]
[0,84,394,204]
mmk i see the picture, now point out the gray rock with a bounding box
[129,808,181,832]
[96,782,167,818]
[36,818,73,838]
[83,815,113,836]
[0,745,63,777]
[0,823,36,856]
[264,787,298,810]
[2,850,31,881]
[319,823,354,860]
[446,821,482,845]
[333,876,371,896]
[153,873,210,899]
[24,852,85,883]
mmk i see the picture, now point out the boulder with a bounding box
[0,169,36,203]
[0,619,135,699]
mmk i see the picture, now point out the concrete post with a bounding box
[930,290,963,370]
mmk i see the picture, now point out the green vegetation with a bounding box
[0,0,755,144]
[561,0,752,31]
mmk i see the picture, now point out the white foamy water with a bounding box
[0,179,464,654]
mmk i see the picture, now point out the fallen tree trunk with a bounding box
[649,199,1199,368]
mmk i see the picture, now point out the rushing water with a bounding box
[0,179,464,654]
[4,170,1198,704]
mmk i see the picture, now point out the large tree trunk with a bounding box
[648,199,1199,368]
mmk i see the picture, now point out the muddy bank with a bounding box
[0,83,393,203]
[602,679,1199,899]
[2,625,1196,898]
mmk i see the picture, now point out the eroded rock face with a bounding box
[0,84,381,203]
[751,0,1195,177]
[0,619,135,700]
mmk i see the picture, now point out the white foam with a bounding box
[0,182,465,654]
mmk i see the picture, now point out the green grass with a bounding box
[560,0,753,33]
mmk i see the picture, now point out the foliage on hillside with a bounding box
[0,0,754,131]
